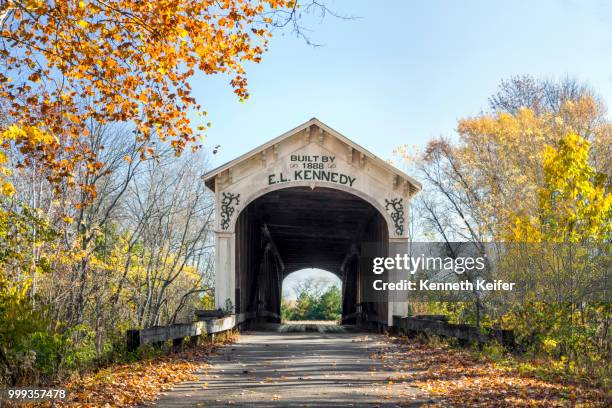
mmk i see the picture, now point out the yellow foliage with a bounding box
[542,338,558,354]
[0,125,58,196]
[1,124,56,145]
[509,133,611,242]
[1,182,15,197]
[440,96,611,240]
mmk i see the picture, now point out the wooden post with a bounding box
[173,337,184,351]
[127,330,140,352]
[188,335,199,347]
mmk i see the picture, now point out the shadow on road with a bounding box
[146,326,430,407]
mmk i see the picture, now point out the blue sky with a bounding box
[194,0,612,171]
[194,1,612,294]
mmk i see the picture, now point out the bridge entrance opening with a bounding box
[234,186,389,326]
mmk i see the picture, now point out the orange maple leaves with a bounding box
[26,331,239,408]
[0,0,294,199]
[384,336,608,407]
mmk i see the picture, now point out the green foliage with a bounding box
[0,284,52,385]
[0,197,210,386]
[318,285,341,320]
[0,201,61,385]
[282,283,341,321]
[199,293,215,310]
[0,202,57,265]
[408,302,477,325]
[480,341,507,362]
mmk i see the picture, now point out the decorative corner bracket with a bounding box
[220,192,240,230]
[385,198,404,236]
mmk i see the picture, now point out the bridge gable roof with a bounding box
[202,118,421,195]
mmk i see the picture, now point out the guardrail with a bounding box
[125,310,285,351]
[392,315,515,347]
[126,314,236,352]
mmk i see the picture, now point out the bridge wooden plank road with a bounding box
[145,326,430,407]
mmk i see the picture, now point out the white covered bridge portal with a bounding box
[203,119,421,329]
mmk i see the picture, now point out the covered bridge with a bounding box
[203,118,421,329]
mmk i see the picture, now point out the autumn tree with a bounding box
[0,0,343,386]
[502,133,611,375]
[489,75,594,115]
[0,124,218,384]
[397,78,611,373]
[126,150,215,328]
[510,133,611,243]
[0,0,340,201]
[408,77,611,245]
[0,200,59,385]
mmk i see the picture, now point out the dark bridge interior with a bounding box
[234,187,388,325]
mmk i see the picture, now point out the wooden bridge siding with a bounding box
[257,245,283,321]
[235,205,283,322]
